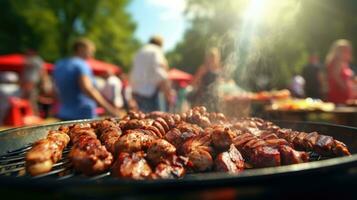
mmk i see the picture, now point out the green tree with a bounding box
[0,0,139,71]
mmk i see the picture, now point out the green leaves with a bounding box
[0,0,138,70]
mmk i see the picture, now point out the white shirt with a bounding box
[130,44,168,97]
[101,75,124,108]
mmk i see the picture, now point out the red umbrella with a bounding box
[86,58,121,76]
[0,54,53,73]
[168,68,193,82]
[168,68,193,88]
[0,54,121,76]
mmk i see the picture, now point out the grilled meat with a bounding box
[114,129,156,155]
[68,124,113,175]
[215,144,244,173]
[147,139,176,165]
[95,120,122,154]
[26,127,70,176]
[25,106,352,180]
[111,151,152,180]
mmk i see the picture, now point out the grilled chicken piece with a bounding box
[26,129,70,176]
[114,129,155,155]
[147,139,176,165]
[121,119,153,133]
[69,125,113,175]
[111,151,152,180]
[96,120,122,154]
[181,135,214,172]
[211,125,237,151]
[215,144,244,173]
[152,155,188,179]
[186,146,214,172]
[165,127,198,148]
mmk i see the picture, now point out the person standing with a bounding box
[190,48,222,111]
[130,35,173,112]
[53,38,120,120]
[101,71,124,109]
[302,54,324,99]
[325,39,355,104]
[21,50,50,115]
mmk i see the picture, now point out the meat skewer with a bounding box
[235,117,351,156]
[68,124,113,176]
[25,126,70,176]
[95,120,122,154]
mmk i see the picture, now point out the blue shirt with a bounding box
[53,57,97,120]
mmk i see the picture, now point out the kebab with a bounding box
[25,126,70,176]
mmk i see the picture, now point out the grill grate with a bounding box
[0,144,111,180]
[0,144,325,180]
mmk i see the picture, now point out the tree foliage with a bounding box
[0,0,139,71]
[167,0,357,91]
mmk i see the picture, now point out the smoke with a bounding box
[205,0,302,114]
[222,0,302,90]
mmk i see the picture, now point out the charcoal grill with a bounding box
[0,120,357,199]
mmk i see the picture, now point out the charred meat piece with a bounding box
[276,128,351,156]
[111,151,152,180]
[121,119,153,133]
[211,126,237,151]
[233,131,281,168]
[114,129,155,155]
[147,139,176,165]
[164,128,198,148]
[152,155,187,179]
[278,145,309,165]
[69,125,113,175]
[249,146,281,168]
[96,120,122,154]
[181,135,214,172]
[26,129,70,176]
[186,146,214,172]
[215,144,244,173]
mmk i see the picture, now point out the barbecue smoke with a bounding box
[208,0,302,114]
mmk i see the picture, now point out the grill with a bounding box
[0,120,357,198]
[0,144,113,180]
[0,142,328,180]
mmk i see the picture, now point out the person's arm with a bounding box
[79,75,121,117]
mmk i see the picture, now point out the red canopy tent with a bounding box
[168,68,193,87]
[0,54,121,76]
[0,54,53,73]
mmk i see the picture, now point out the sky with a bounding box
[127,0,187,52]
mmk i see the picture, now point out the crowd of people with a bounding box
[0,37,356,124]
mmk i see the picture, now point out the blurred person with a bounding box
[0,72,20,124]
[130,35,173,112]
[289,74,305,98]
[101,71,124,109]
[20,50,51,116]
[190,47,222,111]
[325,39,355,104]
[53,38,120,120]
[119,73,137,111]
[302,54,324,99]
